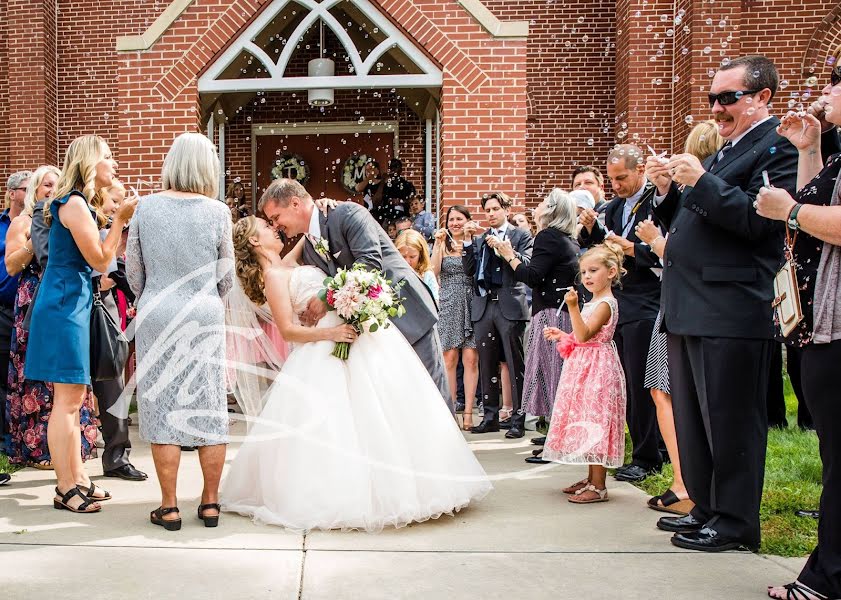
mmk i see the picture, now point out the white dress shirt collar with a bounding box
[728,115,774,148]
[307,206,321,240]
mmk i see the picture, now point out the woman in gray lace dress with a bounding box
[126,133,234,531]
[431,206,479,429]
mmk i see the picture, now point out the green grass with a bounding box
[633,375,820,557]
[0,451,21,475]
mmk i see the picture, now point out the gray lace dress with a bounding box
[438,256,476,350]
[126,194,234,446]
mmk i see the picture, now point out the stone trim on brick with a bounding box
[457,0,528,38]
[115,0,527,53]
[115,0,195,51]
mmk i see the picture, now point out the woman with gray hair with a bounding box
[497,189,580,441]
[126,132,234,531]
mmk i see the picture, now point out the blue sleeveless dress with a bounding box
[24,191,94,385]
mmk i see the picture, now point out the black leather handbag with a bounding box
[90,277,129,382]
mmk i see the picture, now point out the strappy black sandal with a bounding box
[77,481,112,502]
[198,503,221,528]
[768,581,829,600]
[53,486,101,513]
[150,506,182,531]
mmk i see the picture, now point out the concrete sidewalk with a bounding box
[1,421,805,599]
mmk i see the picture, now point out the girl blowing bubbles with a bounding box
[542,241,627,504]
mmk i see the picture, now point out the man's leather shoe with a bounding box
[525,455,550,464]
[455,402,465,413]
[505,427,524,439]
[0,473,10,485]
[531,436,546,445]
[105,464,148,481]
[470,421,500,434]
[671,528,758,552]
[614,464,657,482]
[656,514,703,533]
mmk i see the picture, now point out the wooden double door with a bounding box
[255,128,395,203]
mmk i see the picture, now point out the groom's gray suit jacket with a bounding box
[300,202,438,345]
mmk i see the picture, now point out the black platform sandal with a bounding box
[77,481,112,502]
[53,486,101,513]
[197,503,221,528]
[150,506,181,531]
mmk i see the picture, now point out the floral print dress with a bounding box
[543,297,626,468]
[5,262,97,464]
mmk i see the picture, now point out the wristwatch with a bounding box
[787,203,803,230]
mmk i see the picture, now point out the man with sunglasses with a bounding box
[644,56,798,553]
[0,171,31,463]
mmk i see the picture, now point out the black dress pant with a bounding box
[667,334,772,545]
[766,342,788,428]
[92,377,131,472]
[0,305,13,451]
[474,300,526,430]
[785,345,814,430]
[614,318,662,469]
[798,339,841,598]
[91,292,131,471]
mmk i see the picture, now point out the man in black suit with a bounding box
[463,192,533,439]
[579,145,664,482]
[646,55,798,552]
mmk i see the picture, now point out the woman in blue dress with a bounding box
[24,135,137,514]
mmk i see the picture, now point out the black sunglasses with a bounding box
[707,89,762,108]
[831,65,841,86]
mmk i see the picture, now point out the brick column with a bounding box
[6,0,58,170]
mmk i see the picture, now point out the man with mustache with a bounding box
[644,55,797,552]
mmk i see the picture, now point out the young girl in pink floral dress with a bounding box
[542,241,627,504]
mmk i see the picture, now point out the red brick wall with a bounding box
[485,0,616,205]
[6,0,58,171]
[56,1,164,167]
[2,0,840,210]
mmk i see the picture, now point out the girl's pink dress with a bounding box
[543,297,627,468]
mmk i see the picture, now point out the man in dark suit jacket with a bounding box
[463,192,533,438]
[580,145,664,482]
[646,55,798,552]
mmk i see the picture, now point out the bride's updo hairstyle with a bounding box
[232,216,267,305]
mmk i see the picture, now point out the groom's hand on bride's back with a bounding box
[300,297,328,326]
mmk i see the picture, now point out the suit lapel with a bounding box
[710,117,780,174]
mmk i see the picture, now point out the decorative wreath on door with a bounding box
[341,154,370,194]
[271,153,310,186]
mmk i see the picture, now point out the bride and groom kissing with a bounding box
[220,178,491,533]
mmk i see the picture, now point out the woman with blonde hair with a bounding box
[24,135,137,514]
[395,228,439,302]
[684,120,724,161]
[126,132,234,531]
[4,165,98,468]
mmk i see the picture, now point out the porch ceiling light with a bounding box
[309,19,334,107]
[308,57,335,106]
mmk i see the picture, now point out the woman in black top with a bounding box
[498,189,579,420]
[759,68,841,600]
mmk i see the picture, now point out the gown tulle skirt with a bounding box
[220,313,492,533]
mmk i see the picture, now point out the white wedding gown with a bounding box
[220,266,492,533]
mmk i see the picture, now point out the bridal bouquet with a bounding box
[319,264,406,359]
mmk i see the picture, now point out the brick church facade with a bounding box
[1,0,839,218]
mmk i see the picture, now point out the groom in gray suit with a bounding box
[259,179,451,409]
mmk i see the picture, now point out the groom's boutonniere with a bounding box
[314,237,331,260]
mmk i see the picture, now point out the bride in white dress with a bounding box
[219,216,492,533]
